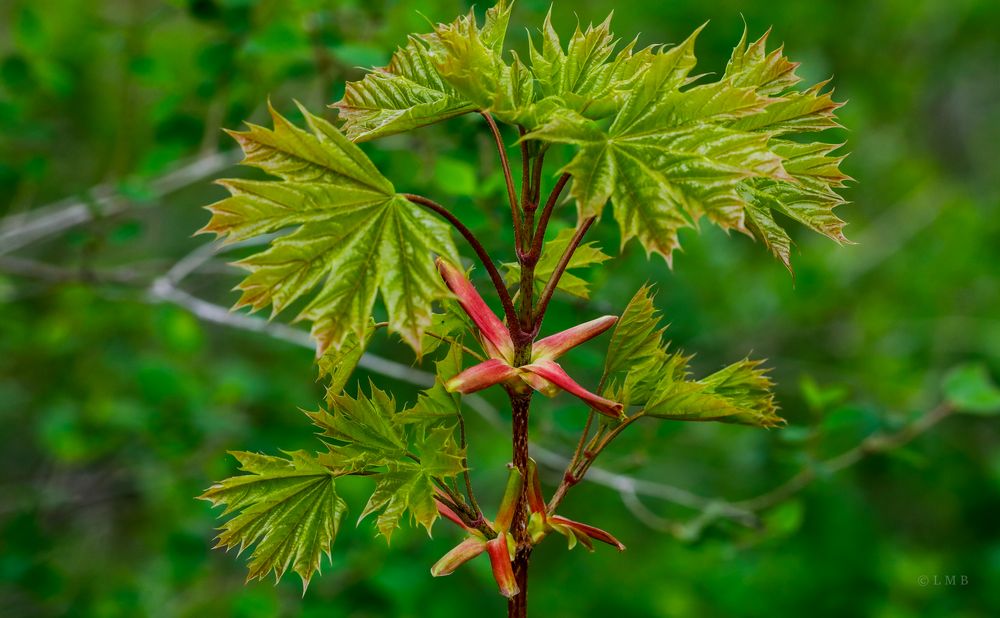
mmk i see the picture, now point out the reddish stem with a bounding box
[533,217,596,330]
[482,111,524,252]
[403,193,520,331]
[529,173,570,259]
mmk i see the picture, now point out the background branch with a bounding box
[0,151,239,256]
[1,203,965,543]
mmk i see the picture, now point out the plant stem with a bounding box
[402,193,520,329]
[530,145,549,206]
[529,173,570,258]
[576,413,644,479]
[507,390,533,618]
[481,111,524,252]
[568,410,596,472]
[454,408,483,519]
[533,216,595,329]
[547,412,646,514]
[508,547,530,618]
[424,331,485,361]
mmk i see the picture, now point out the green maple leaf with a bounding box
[201,103,459,356]
[360,427,465,539]
[430,0,535,125]
[527,25,848,269]
[603,285,675,380]
[528,12,653,120]
[311,384,465,540]
[333,34,474,142]
[200,451,347,591]
[605,287,782,427]
[504,227,611,299]
[311,384,410,473]
[604,285,692,409]
[419,300,474,357]
[742,140,851,271]
[396,341,465,427]
[317,321,374,402]
[333,1,514,140]
[644,359,782,428]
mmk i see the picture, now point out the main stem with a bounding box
[508,391,532,618]
[507,125,538,618]
[493,120,580,618]
[508,228,536,618]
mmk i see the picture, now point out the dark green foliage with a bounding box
[1,0,998,616]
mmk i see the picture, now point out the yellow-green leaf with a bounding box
[503,227,610,299]
[527,25,848,270]
[202,103,459,356]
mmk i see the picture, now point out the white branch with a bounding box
[145,245,718,520]
[0,150,239,256]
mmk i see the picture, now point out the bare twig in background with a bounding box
[1,233,958,538]
[0,169,959,540]
[734,402,954,513]
[0,150,239,256]
[0,256,149,284]
[149,243,957,538]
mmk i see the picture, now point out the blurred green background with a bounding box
[1,0,999,616]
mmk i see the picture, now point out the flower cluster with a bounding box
[436,259,623,418]
[431,461,624,597]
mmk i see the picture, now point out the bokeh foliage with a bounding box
[1,0,999,616]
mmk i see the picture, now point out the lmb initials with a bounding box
[929,575,969,586]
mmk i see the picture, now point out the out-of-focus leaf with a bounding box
[433,156,478,195]
[944,364,1000,415]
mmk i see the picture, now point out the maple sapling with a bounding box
[198,2,848,616]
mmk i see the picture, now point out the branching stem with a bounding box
[529,173,570,259]
[454,409,483,518]
[533,216,595,329]
[548,412,645,513]
[481,111,524,252]
[403,193,519,329]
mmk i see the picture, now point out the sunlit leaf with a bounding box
[527,25,848,269]
[202,103,459,355]
[528,11,653,120]
[644,359,783,427]
[333,34,475,142]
